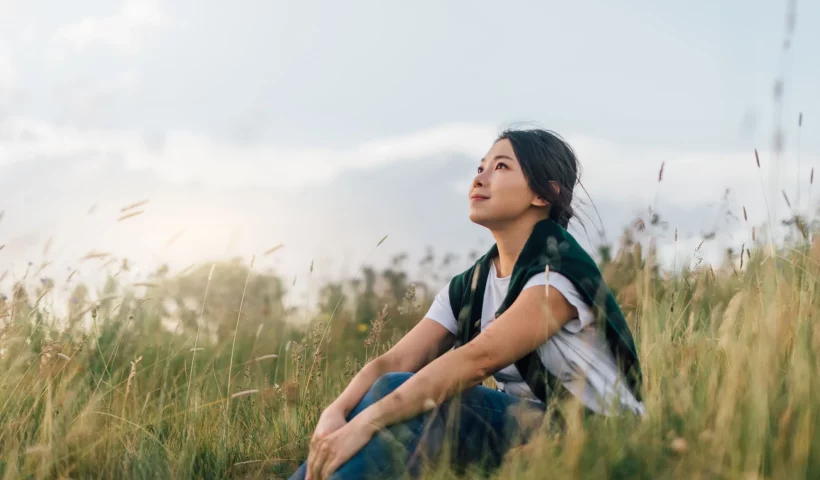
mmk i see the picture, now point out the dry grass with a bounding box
[1,222,819,479]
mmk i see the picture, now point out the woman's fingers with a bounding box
[307,454,319,480]
[307,444,323,480]
[306,431,323,479]
[308,441,330,480]
[321,456,340,480]
[307,450,320,480]
[305,449,315,480]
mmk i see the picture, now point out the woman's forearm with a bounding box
[353,345,483,431]
[325,319,455,418]
[326,355,396,416]
[352,286,563,433]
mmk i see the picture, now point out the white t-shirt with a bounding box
[425,261,645,415]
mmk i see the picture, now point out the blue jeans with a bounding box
[288,372,546,479]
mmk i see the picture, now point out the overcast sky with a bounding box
[1,0,818,306]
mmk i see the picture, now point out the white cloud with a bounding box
[0,0,16,15]
[0,46,15,91]
[20,24,33,42]
[1,116,816,223]
[2,115,815,296]
[47,69,141,123]
[0,118,500,190]
[53,0,168,54]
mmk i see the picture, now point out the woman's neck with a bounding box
[489,217,541,278]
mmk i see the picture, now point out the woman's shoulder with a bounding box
[523,270,597,333]
[448,263,476,289]
[439,259,485,318]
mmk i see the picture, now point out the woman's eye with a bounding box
[496,163,507,170]
[477,166,484,173]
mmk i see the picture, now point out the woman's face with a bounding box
[468,138,546,228]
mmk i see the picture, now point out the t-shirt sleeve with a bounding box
[423,281,458,335]
[522,272,596,333]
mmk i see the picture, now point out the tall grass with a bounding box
[1,221,819,479]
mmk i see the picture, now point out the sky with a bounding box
[0,0,818,309]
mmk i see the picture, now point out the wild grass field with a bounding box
[1,212,819,479]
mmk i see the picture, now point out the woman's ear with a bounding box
[532,182,561,208]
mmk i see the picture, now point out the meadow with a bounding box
[1,211,819,479]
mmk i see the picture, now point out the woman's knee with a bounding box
[370,372,413,399]
[347,372,414,420]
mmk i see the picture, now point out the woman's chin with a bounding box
[469,211,492,227]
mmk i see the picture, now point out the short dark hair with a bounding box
[496,128,580,228]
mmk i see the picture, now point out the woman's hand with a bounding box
[313,408,348,440]
[306,417,377,480]
[304,408,347,480]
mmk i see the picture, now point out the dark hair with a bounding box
[497,128,580,228]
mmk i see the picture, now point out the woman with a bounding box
[290,128,644,480]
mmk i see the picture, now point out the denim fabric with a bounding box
[289,372,545,479]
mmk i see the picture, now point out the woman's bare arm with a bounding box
[351,285,577,431]
[325,318,454,417]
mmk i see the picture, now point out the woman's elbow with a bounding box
[462,342,495,385]
[363,354,400,377]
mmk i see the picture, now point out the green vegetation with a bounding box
[1,222,819,478]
